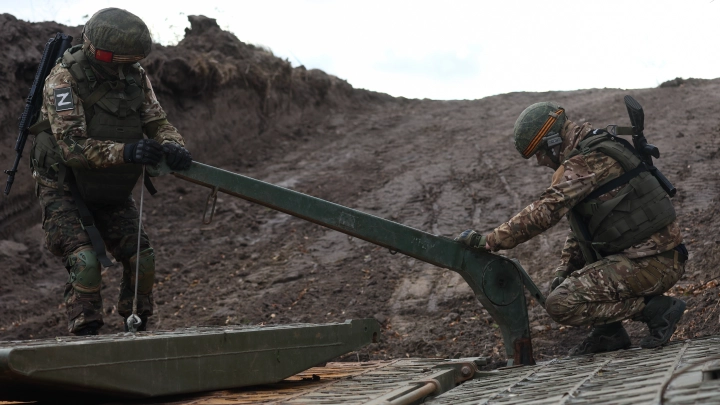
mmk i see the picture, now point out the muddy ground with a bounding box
[1,15,719,368]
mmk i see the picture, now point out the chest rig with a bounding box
[31,45,146,204]
[565,131,676,263]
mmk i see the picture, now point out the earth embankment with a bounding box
[1,14,718,364]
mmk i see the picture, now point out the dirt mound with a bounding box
[1,15,719,367]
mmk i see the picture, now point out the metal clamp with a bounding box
[203,186,219,224]
[126,314,142,333]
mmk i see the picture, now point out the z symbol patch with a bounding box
[53,87,74,112]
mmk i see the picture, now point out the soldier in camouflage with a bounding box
[30,8,192,335]
[457,102,687,355]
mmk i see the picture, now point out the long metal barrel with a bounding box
[150,161,545,365]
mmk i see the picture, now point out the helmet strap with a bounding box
[548,144,561,165]
[544,132,562,164]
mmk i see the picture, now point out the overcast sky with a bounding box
[6,0,720,100]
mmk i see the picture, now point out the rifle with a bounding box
[623,95,677,197]
[4,32,73,196]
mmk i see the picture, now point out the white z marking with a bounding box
[57,92,71,106]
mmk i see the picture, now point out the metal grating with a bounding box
[427,336,720,405]
[187,336,720,404]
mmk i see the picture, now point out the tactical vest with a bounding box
[30,45,145,204]
[565,132,676,263]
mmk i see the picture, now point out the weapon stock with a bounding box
[623,95,676,197]
[4,33,73,196]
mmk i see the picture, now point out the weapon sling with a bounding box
[63,168,114,268]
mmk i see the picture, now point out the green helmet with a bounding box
[513,102,566,159]
[82,8,152,65]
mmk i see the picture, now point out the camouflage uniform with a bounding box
[36,61,184,333]
[486,120,684,327]
[38,63,184,174]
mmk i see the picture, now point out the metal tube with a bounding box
[387,382,437,405]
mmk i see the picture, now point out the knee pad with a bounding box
[65,248,102,293]
[129,248,155,295]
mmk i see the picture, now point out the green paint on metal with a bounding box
[0,319,379,398]
[149,161,545,364]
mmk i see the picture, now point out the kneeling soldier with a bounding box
[457,102,687,355]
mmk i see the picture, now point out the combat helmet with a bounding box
[513,102,566,159]
[82,8,152,65]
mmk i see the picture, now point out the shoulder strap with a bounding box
[81,81,113,111]
[60,44,83,66]
[584,163,648,200]
[563,130,606,162]
[63,47,98,91]
[580,130,642,171]
[572,131,647,201]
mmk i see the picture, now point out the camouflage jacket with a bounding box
[487,120,682,269]
[39,62,185,171]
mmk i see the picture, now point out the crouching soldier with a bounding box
[456,102,687,355]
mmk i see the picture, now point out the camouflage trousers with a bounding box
[545,252,685,326]
[38,184,155,333]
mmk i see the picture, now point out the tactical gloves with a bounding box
[163,143,192,170]
[551,266,571,291]
[123,139,163,165]
[123,140,192,170]
[455,229,488,251]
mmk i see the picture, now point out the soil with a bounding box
[1,14,719,368]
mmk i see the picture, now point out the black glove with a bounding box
[550,266,570,291]
[551,276,565,291]
[163,143,192,170]
[455,229,488,250]
[123,139,163,165]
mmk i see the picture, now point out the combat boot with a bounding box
[636,295,686,349]
[569,322,631,356]
[72,320,102,336]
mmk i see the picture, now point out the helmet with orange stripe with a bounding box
[513,102,566,162]
[81,8,152,75]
